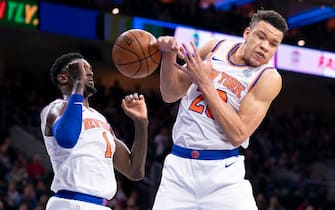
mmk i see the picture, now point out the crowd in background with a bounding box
[42,0,335,52]
[0,1,334,210]
[0,73,334,210]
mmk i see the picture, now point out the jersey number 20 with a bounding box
[189,89,227,119]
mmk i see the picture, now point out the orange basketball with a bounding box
[112,29,161,79]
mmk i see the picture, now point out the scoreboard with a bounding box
[0,0,38,29]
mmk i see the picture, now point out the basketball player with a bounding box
[40,52,148,210]
[153,10,288,210]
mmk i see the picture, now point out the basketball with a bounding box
[112,29,161,79]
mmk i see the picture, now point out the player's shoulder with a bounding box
[264,67,282,84]
[248,62,281,92]
[86,107,109,122]
[255,61,281,81]
[251,66,282,98]
[44,99,66,111]
[40,99,66,121]
[259,62,280,77]
[199,38,223,59]
[200,38,221,50]
[201,39,240,55]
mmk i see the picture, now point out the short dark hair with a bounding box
[250,10,288,34]
[50,52,84,85]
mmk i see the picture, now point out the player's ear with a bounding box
[57,73,69,85]
[243,27,251,40]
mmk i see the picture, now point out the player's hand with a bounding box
[66,61,86,84]
[157,36,184,59]
[176,41,213,87]
[121,93,148,123]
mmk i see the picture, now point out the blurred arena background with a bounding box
[0,0,334,209]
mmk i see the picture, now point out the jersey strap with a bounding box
[171,144,238,160]
[211,39,225,52]
[248,67,276,92]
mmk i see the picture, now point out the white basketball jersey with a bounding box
[40,99,117,199]
[173,40,275,150]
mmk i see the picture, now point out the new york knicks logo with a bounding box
[243,69,252,78]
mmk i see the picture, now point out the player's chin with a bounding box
[86,86,97,95]
[249,58,265,67]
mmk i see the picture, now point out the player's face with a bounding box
[64,58,96,96]
[242,21,283,67]
[79,59,97,97]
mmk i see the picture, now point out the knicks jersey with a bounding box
[40,100,117,199]
[173,40,275,150]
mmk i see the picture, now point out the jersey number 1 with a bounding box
[102,131,112,158]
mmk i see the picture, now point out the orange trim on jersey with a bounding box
[247,67,276,92]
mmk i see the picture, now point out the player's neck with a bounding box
[83,99,90,108]
[230,44,246,65]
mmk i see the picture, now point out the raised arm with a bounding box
[44,62,87,148]
[113,93,149,181]
[157,36,191,103]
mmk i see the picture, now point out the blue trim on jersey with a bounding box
[211,39,225,52]
[227,43,248,67]
[172,145,238,160]
[52,94,83,148]
[55,190,108,206]
[250,67,275,89]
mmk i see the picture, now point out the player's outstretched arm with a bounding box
[157,36,191,103]
[113,93,149,181]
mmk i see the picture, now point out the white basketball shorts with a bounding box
[152,152,258,210]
